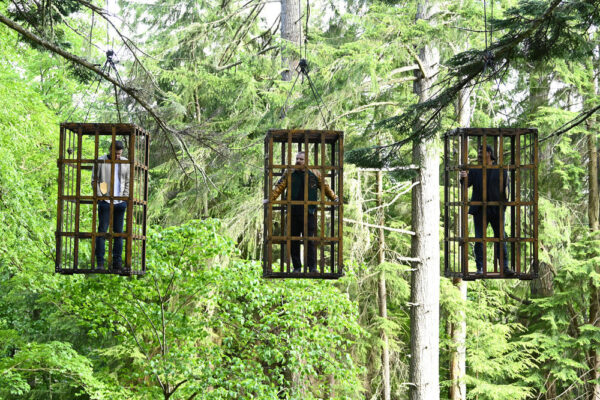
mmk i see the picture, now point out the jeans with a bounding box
[95,201,127,266]
[290,212,317,271]
[473,211,509,272]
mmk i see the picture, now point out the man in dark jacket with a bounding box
[267,151,338,273]
[460,145,513,276]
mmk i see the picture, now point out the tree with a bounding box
[280,0,302,81]
[409,1,441,398]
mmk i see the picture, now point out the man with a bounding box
[459,144,513,276]
[92,140,130,270]
[266,151,339,273]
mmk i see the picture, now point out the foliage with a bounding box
[440,279,536,400]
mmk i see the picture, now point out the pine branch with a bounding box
[0,11,204,182]
[351,0,568,167]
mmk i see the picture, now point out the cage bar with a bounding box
[443,128,539,280]
[56,123,150,276]
[263,129,344,279]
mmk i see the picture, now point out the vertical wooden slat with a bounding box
[533,130,539,277]
[303,133,309,272]
[279,141,285,272]
[461,131,469,277]
[498,134,505,274]
[68,128,76,269]
[55,126,66,272]
[330,136,336,274]
[455,135,460,276]
[338,133,344,275]
[481,134,489,274]
[263,134,268,275]
[63,130,73,269]
[126,127,136,271]
[515,131,522,275]
[320,132,325,273]
[444,132,450,276]
[132,128,138,270]
[91,128,99,268]
[510,135,516,273]
[267,134,274,273]
[142,128,150,274]
[73,129,84,270]
[108,127,116,266]
[286,132,292,272]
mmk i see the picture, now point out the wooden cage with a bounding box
[56,123,149,275]
[263,129,344,279]
[444,128,539,280]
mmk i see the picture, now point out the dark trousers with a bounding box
[290,212,317,270]
[96,201,127,265]
[473,211,509,271]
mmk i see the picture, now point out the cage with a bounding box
[263,129,344,279]
[56,123,149,276]
[444,128,539,280]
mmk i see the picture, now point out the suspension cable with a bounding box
[483,0,488,50]
[278,0,330,128]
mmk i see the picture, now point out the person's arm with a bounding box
[269,171,289,202]
[503,169,510,199]
[312,169,338,202]
[459,169,474,187]
[92,157,102,194]
[122,162,130,197]
[91,162,95,189]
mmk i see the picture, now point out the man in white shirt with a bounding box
[92,140,130,270]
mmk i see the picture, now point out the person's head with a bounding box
[295,151,305,166]
[477,144,495,165]
[109,140,125,159]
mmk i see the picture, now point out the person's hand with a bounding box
[263,199,269,204]
[334,196,339,204]
[459,170,468,179]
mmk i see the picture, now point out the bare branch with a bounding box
[331,102,400,123]
[345,218,416,235]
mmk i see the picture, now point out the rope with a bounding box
[490,0,493,44]
[298,0,303,65]
[300,61,330,129]
[278,0,330,128]
[483,0,488,51]
[279,71,302,119]
[481,0,494,74]
[305,0,310,60]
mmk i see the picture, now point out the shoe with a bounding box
[476,269,483,275]
[96,261,105,270]
[309,268,317,274]
[112,260,123,270]
[292,267,301,273]
[504,268,515,277]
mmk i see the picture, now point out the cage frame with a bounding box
[55,123,149,276]
[263,129,344,279]
[443,127,539,280]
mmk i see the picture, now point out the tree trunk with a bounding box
[280,0,301,81]
[587,125,600,400]
[528,64,556,298]
[409,2,440,399]
[449,84,470,400]
[587,36,600,400]
[377,170,391,400]
[589,130,599,232]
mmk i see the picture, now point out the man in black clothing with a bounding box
[267,152,338,273]
[460,145,513,276]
